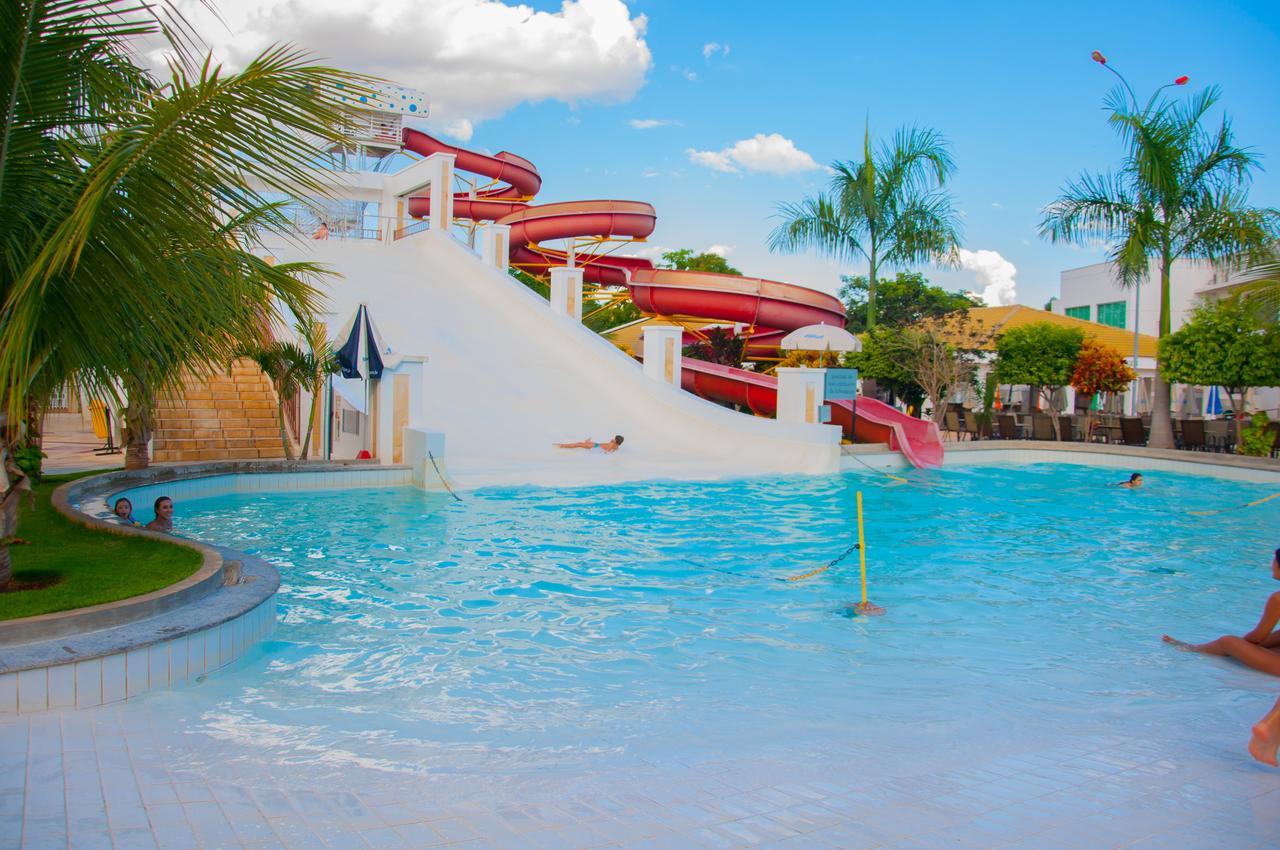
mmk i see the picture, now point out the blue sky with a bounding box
[458,0,1280,306]
[193,0,1280,307]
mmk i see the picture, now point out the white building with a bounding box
[1050,259,1278,416]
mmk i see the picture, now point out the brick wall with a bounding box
[152,359,290,462]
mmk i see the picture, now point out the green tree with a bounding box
[659,249,742,276]
[241,342,312,460]
[838,271,981,333]
[0,0,365,586]
[768,124,962,329]
[294,320,341,460]
[1160,297,1280,444]
[845,327,925,413]
[994,323,1086,438]
[1040,55,1280,448]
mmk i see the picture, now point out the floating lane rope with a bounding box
[1187,491,1280,516]
[427,450,464,503]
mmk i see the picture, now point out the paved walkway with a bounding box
[40,412,124,475]
[2,693,1278,849]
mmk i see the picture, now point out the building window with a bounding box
[1064,305,1091,321]
[1096,301,1127,328]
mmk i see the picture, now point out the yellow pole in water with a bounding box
[857,490,867,605]
[854,490,885,615]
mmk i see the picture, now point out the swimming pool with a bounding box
[149,464,1278,778]
[32,461,1269,848]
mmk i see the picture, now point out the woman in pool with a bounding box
[145,496,175,533]
[1115,473,1143,488]
[112,497,141,527]
[1163,548,1280,676]
[554,435,624,453]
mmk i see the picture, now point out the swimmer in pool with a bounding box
[554,435,624,453]
[145,496,175,533]
[1163,548,1280,676]
[1115,473,1143,488]
[112,497,141,527]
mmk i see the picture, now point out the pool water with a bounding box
[161,464,1279,781]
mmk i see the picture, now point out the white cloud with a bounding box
[686,133,820,176]
[629,118,679,129]
[159,0,651,142]
[641,167,660,178]
[702,42,730,59]
[672,65,698,82]
[705,244,733,257]
[958,248,1019,306]
[991,202,1003,210]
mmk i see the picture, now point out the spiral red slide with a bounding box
[400,128,942,468]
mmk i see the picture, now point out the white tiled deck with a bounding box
[3,694,1278,849]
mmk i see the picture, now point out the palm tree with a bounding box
[241,323,340,461]
[1040,54,1280,449]
[241,341,312,460]
[0,0,371,585]
[768,124,962,329]
[296,319,341,460]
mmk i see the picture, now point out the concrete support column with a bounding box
[777,368,827,425]
[424,153,455,233]
[477,224,510,272]
[549,267,584,320]
[641,325,684,388]
[373,357,427,465]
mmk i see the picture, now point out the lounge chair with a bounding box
[996,413,1019,440]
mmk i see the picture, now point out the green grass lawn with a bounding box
[0,471,203,621]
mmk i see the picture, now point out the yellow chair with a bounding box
[89,400,121,454]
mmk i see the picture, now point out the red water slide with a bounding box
[400,129,942,467]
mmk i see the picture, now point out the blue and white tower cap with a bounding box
[334,82,428,116]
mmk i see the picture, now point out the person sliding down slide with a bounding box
[555,435,624,453]
[1163,548,1280,676]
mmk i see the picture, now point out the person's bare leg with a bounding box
[1163,634,1230,654]
[554,440,593,449]
[1249,696,1280,767]
[1163,635,1280,675]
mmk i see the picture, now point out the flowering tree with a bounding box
[1071,338,1137,438]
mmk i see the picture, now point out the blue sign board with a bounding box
[824,368,859,401]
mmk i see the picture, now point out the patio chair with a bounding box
[1119,417,1147,446]
[1058,415,1077,442]
[1178,418,1206,451]
[1031,414,1056,441]
[89,399,121,455]
[964,413,984,441]
[944,410,964,441]
[997,413,1019,440]
[1268,422,1280,459]
[1205,420,1230,453]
